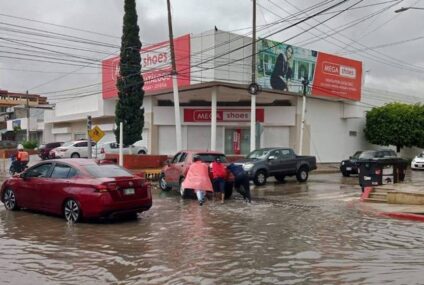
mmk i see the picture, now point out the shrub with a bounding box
[22,140,38,150]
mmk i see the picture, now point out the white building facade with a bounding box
[44,30,419,162]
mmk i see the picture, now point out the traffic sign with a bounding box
[88,125,105,143]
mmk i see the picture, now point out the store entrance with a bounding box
[224,128,250,155]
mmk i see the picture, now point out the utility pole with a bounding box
[299,79,309,155]
[250,0,257,152]
[87,115,92,159]
[166,0,182,151]
[26,90,30,141]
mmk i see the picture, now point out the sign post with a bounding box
[87,116,92,159]
[88,125,105,159]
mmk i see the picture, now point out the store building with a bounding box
[44,30,386,162]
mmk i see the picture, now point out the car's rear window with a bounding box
[84,164,133,178]
[196,153,227,163]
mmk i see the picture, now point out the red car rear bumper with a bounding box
[81,195,152,218]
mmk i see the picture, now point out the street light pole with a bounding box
[299,79,309,155]
[166,0,182,151]
[25,90,30,141]
[250,0,257,152]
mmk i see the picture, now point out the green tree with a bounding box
[115,0,144,146]
[364,102,419,152]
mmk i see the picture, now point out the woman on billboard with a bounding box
[270,45,293,91]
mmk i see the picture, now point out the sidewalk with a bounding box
[314,163,340,174]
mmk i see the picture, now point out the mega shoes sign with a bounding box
[256,39,362,101]
[184,108,265,123]
[102,34,191,99]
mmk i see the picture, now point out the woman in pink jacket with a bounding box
[182,155,213,206]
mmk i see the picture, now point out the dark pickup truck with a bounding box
[235,147,317,186]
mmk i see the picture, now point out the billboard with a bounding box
[257,39,362,101]
[102,34,191,99]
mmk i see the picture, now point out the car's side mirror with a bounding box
[166,159,171,166]
[349,156,353,159]
[19,172,27,179]
[268,155,276,160]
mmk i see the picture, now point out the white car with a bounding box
[411,152,424,170]
[97,141,148,159]
[51,140,96,158]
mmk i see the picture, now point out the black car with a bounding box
[340,149,397,177]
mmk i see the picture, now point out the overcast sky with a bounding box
[0,0,424,102]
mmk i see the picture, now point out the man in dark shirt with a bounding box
[227,163,251,203]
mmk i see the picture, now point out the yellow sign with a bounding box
[88,125,105,143]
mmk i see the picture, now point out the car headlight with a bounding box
[341,161,345,166]
[243,163,254,171]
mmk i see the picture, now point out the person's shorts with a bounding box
[213,177,225,193]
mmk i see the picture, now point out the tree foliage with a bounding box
[364,102,424,152]
[114,0,144,146]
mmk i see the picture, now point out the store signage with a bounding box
[184,109,265,123]
[256,39,362,101]
[102,34,191,99]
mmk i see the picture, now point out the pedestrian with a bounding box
[227,163,251,203]
[211,157,227,204]
[11,144,29,173]
[182,155,213,206]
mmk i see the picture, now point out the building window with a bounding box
[349,131,357,137]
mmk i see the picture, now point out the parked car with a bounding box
[411,152,424,170]
[340,149,397,177]
[0,159,152,222]
[235,147,317,186]
[159,150,233,198]
[97,141,148,159]
[38,142,63,160]
[50,140,96,158]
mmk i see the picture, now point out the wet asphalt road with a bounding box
[1,171,424,284]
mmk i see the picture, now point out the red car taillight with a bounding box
[95,182,117,192]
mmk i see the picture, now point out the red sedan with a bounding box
[0,159,152,222]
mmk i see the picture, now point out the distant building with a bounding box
[0,89,49,144]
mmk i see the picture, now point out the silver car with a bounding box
[97,141,148,159]
[51,140,96,158]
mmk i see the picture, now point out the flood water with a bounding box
[1,171,424,284]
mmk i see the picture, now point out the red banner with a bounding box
[102,34,191,99]
[184,109,265,123]
[312,52,362,101]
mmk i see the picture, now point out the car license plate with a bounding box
[124,188,135,195]
[346,167,352,171]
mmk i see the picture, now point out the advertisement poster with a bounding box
[257,39,362,101]
[102,34,191,99]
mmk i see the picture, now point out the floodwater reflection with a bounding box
[0,172,424,284]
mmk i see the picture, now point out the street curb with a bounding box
[378,212,424,222]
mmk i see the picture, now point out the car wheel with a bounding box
[3,189,18,211]
[63,199,81,223]
[71,153,80,158]
[342,171,350,177]
[274,174,286,182]
[179,178,187,198]
[296,167,309,182]
[138,150,146,155]
[253,170,267,186]
[159,173,171,191]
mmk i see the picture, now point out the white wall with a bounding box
[306,98,371,162]
[262,127,290,148]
